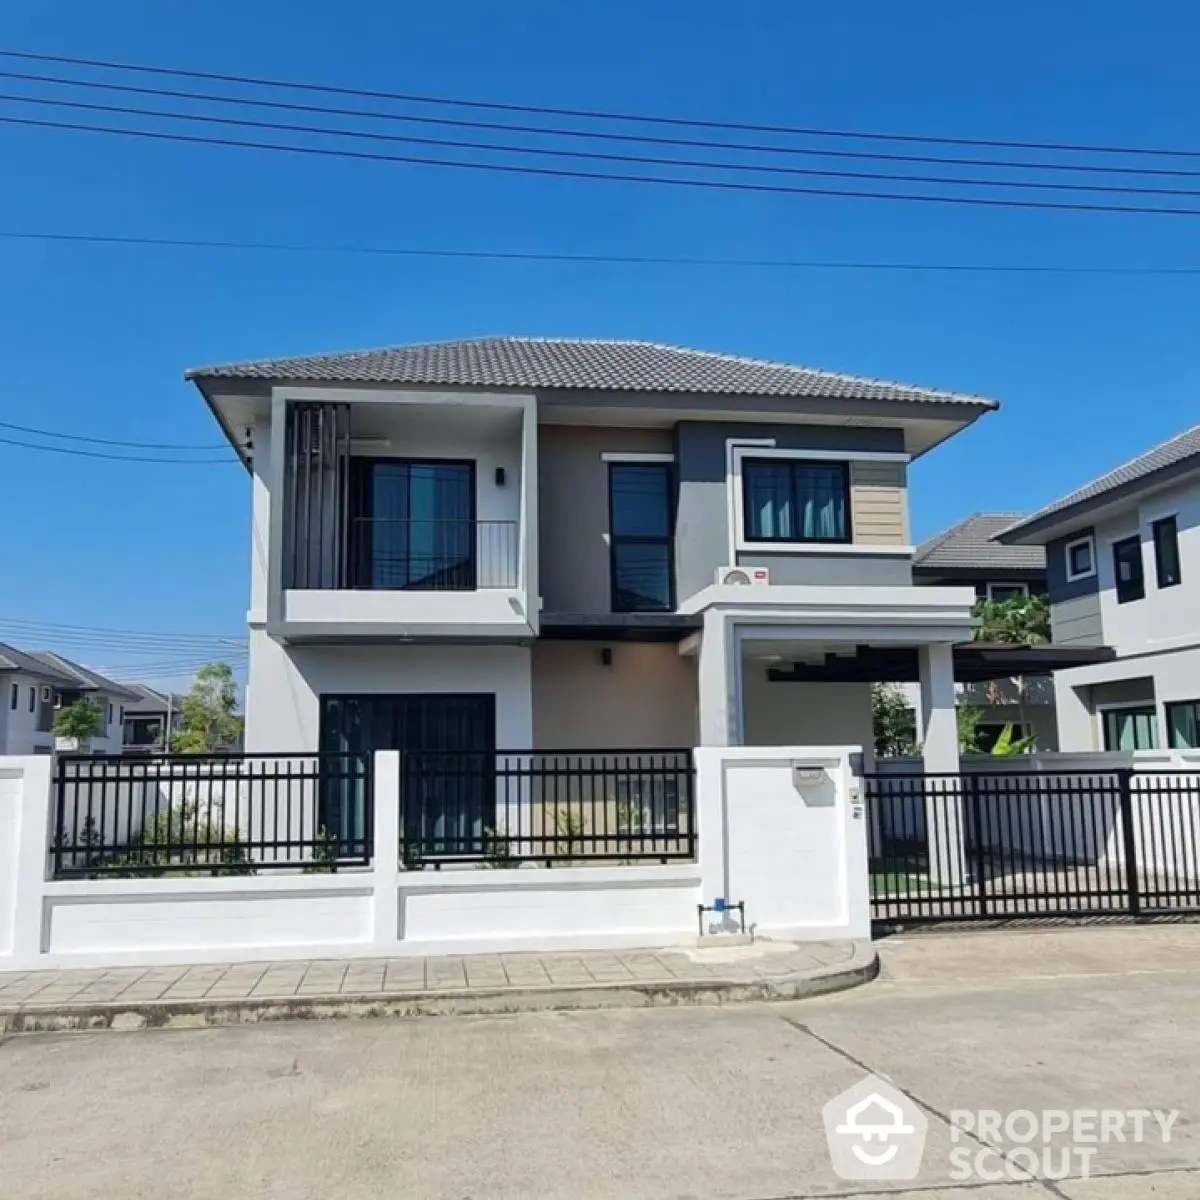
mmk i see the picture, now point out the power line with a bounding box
[7,66,1200,182]
[6,227,1200,276]
[0,616,244,643]
[0,417,227,451]
[0,432,238,464]
[7,89,1200,201]
[9,112,1200,219]
[4,45,1200,162]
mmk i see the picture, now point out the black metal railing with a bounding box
[864,767,1200,924]
[398,750,696,868]
[51,753,372,877]
[349,518,518,591]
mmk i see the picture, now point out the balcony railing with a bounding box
[349,518,518,591]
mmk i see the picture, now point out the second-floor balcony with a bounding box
[272,399,536,639]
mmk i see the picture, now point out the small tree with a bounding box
[871,683,919,757]
[172,662,242,754]
[54,696,104,750]
[973,593,1050,647]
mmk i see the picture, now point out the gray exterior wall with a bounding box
[531,641,698,748]
[537,425,674,614]
[1046,529,1104,645]
[673,422,909,602]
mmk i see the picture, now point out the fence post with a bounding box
[371,751,402,953]
[10,756,55,968]
[966,772,988,918]
[1117,769,1141,918]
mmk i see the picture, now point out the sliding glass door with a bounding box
[351,459,475,590]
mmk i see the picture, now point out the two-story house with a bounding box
[190,336,1092,846]
[912,512,1056,750]
[999,425,1200,752]
[121,684,184,754]
[0,645,136,754]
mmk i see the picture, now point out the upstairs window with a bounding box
[1152,516,1182,589]
[9,683,16,710]
[28,686,35,713]
[609,463,674,612]
[1112,536,1145,604]
[742,459,850,543]
[1064,535,1095,581]
[986,582,1030,603]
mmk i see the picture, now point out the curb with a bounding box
[0,944,879,1034]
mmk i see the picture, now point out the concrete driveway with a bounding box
[3,925,1200,1199]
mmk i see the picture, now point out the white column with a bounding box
[9,756,54,969]
[697,611,742,746]
[918,642,965,885]
[371,751,402,953]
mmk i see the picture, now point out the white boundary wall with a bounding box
[0,747,869,971]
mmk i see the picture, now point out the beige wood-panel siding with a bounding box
[850,460,909,545]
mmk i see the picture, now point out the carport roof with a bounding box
[766,642,1114,684]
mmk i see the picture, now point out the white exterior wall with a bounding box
[0,746,870,969]
[0,676,55,755]
[244,630,533,752]
[1091,478,1200,657]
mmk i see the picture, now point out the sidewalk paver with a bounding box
[0,938,875,1033]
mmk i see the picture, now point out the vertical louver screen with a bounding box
[283,403,351,588]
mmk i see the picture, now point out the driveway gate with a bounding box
[864,767,1200,924]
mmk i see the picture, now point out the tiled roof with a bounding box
[1001,425,1200,539]
[27,652,140,699]
[915,513,1046,572]
[0,643,78,684]
[187,337,995,407]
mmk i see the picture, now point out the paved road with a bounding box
[3,925,1200,1199]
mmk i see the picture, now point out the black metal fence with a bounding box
[398,750,696,868]
[51,753,372,877]
[865,768,1200,925]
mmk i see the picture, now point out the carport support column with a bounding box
[918,642,966,886]
[698,610,742,746]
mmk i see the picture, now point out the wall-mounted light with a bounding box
[600,647,613,667]
[495,466,506,486]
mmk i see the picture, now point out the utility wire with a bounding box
[7,66,1200,181]
[0,616,244,642]
[5,46,1200,162]
[6,228,1200,276]
[0,433,238,464]
[7,90,1200,201]
[0,417,227,451]
[9,112,1200,218]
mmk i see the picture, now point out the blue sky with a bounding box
[2,0,1200,678]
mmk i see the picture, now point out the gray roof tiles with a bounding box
[915,513,1047,573]
[186,336,996,408]
[1001,424,1200,540]
[0,643,79,684]
[26,652,140,700]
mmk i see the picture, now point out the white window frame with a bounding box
[985,581,1030,602]
[40,685,51,702]
[1064,534,1097,582]
[727,442,913,557]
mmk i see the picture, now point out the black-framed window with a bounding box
[609,463,674,613]
[28,686,35,713]
[8,683,16,710]
[1166,700,1200,749]
[1152,516,1182,589]
[1102,705,1159,751]
[350,458,476,590]
[742,459,850,543]
[1112,536,1145,604]
[986,583,1029,604]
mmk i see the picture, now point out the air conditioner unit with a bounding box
[715,566,770,586]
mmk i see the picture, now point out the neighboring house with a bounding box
[0,646,138,754]
[999,425,1200,752]
[121,684,184,754]
[0,644,77,755]
[911,512,1056,751]
[187,335,1107,837]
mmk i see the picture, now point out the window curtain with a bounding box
[745,461,846,540]
[798,466,846,540]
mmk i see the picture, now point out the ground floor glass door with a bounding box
[319,694,496,857]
